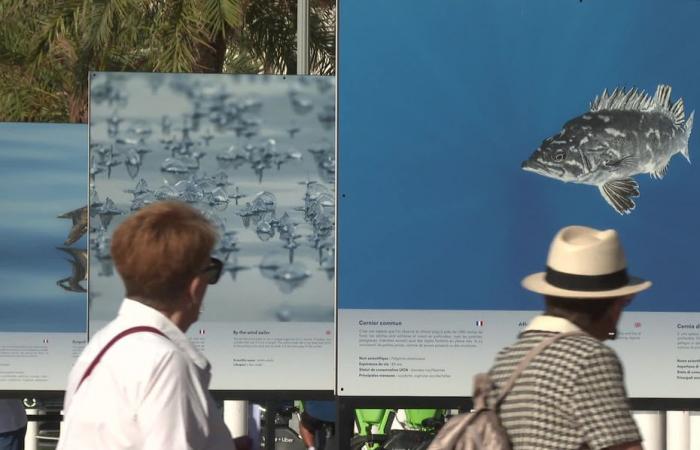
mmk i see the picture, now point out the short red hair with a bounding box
[110,201,217,306]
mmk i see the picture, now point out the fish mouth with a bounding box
[521,160,564,179]
[521,159,546,173]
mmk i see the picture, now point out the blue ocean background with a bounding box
[0,123,88,331]
[338,0,700,312]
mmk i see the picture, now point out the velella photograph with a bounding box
[88,72,335,324]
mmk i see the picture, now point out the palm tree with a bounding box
[0,0,335,122]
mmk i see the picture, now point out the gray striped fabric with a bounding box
[487,331,641,450]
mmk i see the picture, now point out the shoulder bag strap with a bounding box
[76,326,168,392]
[494,331,586,407]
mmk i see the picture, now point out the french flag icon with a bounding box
[42,338,49,344]
[476,320,485,327]
[198,329,206,335]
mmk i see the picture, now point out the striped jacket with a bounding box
[487,315,641,450]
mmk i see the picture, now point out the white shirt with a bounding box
[524,314,583,333]
[57,299,233,450]
[0,400,27,433]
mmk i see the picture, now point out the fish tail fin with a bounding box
[683,110,694,163]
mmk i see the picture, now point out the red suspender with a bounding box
[76,326,168,392]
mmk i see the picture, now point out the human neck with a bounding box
[164,309,191,332]
[130,295,191,332]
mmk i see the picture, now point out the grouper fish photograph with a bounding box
[522,84,694,214]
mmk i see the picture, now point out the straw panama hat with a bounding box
[522,225,652,298]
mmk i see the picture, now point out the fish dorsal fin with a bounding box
[598,178,640,215]
[589,84,686,126]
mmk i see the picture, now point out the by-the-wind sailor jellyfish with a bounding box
[173,179,204,203]
[161,157,190,175]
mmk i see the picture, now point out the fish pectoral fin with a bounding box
[602,156,638,171]
[599,178,640,215]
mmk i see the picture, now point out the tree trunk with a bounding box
[195,31,227,73]
[68,91,88,123]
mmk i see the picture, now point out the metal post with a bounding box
[632,411,664,450]
[667,410,690,450]
[25,408,38,450]
[263,401,276,450]
[337,399,354,450]
[297,0,310,75]
[224,400,249,437]
[689,411,700,450]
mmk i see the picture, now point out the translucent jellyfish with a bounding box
[241,97,262,114]
[276,212,297,240]
[161,116,172,134]
[228,186,246,205]
[212,172,232,187]
[98,197,122,229]
[161,157,190,175]
[173,179,204,203]
[317,104,335,131]
[206,187,230,209]
[222,254,249,281]
[320,250,335,280]
[104,154,122,179]
[154,184,180,201]
[128,123,153,141]
[315,77,334,94]
[216,145,239,162]
[125,179,151,197]
[178,155,200,170]
[218,231,239,254]
[124,148,142,179]
[256,221,274,241]
[95,234,112,260]
[135,146,152,157]
[276,308,292,322]
[130,192,156,211]
[259,252,287,280]
[290,92,314,115]
[89,187,103,214]
[251,191,277,212]
[273,263,311,294]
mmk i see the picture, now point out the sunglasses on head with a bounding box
[201,257,223,284]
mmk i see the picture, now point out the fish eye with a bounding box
[553,150,566,162]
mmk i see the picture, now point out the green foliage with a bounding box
[0,0,336,122]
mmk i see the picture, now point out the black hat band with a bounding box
[545,266,629,292]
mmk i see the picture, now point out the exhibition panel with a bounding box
[88,73,335,391]
[337,0,700,398]
[0,123,88,391]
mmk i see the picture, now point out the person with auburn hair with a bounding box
[57,201,242,450]
[487,225,650,450]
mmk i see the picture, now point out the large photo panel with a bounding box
[0,123,88,391]
[338,0,700,397]
[88,72,335,391]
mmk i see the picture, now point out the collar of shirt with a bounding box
[524,314,582,333]
[118,298,210,372]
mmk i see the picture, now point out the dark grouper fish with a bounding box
[522,85,694,214]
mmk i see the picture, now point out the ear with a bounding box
[609,296,630,321]
[187,274,208,305]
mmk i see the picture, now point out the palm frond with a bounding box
[152,0,208,72]
[204,0,243,38]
